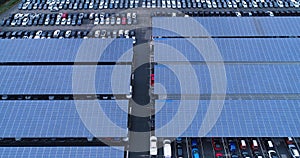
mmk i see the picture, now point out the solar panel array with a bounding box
[154,38,300,62]
[0,65,131,94]
[155,100,300,137]
[0,100,128,137]
[0,39,133,62]
[0,146,124,158]
[154,64,300,94]
[152,17,300,37]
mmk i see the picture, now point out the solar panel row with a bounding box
[0,39,133,62]
[0,100,128,137]
[0,146,124,158]
[154,64,300,94]
[154,38,300,62]
[0,65,131,94]
[155,99,300,137]
[152,17,300,37]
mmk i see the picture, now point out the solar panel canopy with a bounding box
[155,100,300,137]
[154,38,300,62]
[154,64,300,94]
[0,65,131,94]
[0,100,128,137]
[0,147,124,158]
[0,39,133,62]
[152,17,300,37]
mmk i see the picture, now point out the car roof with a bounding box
[268,141,274,147]
[253,140,258,146]
[292,149,300,156]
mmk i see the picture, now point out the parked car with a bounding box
[192,147,200,158]
[163,139,172,158]
[149,136,157,156]
[288,144,300,158]
[213,138,223,151]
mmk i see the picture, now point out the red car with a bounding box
[286,137,294,144]
[151,74,154,86]
[215,152,223,158]
[121,17,126,25]
[62,13,68,18]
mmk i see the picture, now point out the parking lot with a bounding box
[152,137,300,158]
[1,0,300,157]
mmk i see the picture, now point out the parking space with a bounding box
[201,138,215,158]
[272,138,290,158]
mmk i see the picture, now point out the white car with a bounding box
[65,30,71,38]
[288,144,300,158]
[100,17,104,25]
[66,18,71,25]
[105,18,110,25]
[132,12,137,19]
[127,12,131,18]
[22,18,29,26]
[53,30,60,38]
[163,139,172,158]
[268,150,279,158]
[132,36,136,44]
[35,30,43,37]
[94,30,100,38]
[61,18,66,25]
[94,17,100,25]
[45,18,50,25]
[292,0,299,7]
[150,136,157,156]
[118,29,124,37]
[124,30,129,38]
[116,17,121,25]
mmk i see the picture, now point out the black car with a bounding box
[82,31,89,37]
[71,31,76,38]
[177,144,183,158]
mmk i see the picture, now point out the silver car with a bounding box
[289,144,300,158]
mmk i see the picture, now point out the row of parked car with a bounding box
[19,0,139,10]
[151,10,300,17]
[141,0,299,9]
[0,12,137,27]
[92,12,137,25]
[1,12,83,27]
[149,137,300,158]
[19,0,299,10]
[0,29,136,43]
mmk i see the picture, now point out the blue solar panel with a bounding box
[154,38,300,62]
[0,65,131,94]
[0,100,128,137]
[152,17,300,37]
[0,146,124,158]
[154,64,300,94]
[155,99,300,137]
[0,39,133,62]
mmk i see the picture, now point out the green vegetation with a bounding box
[0,0,20,15]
